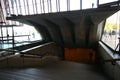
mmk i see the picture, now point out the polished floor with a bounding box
[0,61,111,80]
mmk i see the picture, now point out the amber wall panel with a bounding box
[65,48,96,64]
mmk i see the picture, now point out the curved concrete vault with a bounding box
[7,6,120,48]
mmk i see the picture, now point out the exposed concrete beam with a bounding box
[27,20,53,42]
[63,17,76,47]
[6,6,120,48]
[44,19,64,45]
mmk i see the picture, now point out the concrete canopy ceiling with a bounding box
[7,6,120,48]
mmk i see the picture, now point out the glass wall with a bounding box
[70,0,80,10]
[1,0,119,16]
[0,0,43,49]
[82,0,97,9]
[101,10,120,51]
[4,0,99,16]
[99,0,118,4]
[0,24,42,49]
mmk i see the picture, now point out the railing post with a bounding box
[49,0,52,12]
[42,0,45,13]
[56,0,58,12]
[35,0,38,14]
[14,0,19,15]
[118,37,120,55]
[80,0,82,10]
[26,0,30,15]
[114,37,120,55]
[97,0,99,7]
[32,0,35,14]
[40,0,43,13]
[12,25,15,50]
[18,0,22,15]
[67,0,70,11]
[23,0,27,15]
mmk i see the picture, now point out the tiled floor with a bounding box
[0,61,111,80]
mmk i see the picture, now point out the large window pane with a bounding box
[0,24,42,49]
[99,0,118,4]
[82,0,97,9]
[101,10,120,50]
[13,24,42,42]
[51,0,57,12]
[70,0,80,10]
[60,0,67,12]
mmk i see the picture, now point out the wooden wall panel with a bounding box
[65,48,96,64]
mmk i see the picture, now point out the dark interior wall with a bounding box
[96,42,120,80]
[22,42,63,59]
[96,20,106,41]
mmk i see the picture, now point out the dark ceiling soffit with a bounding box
[43,18,64,45]
[84,15,94,46]
[63,17,76,44]
[43,18,60,27]
[26,20,53,42]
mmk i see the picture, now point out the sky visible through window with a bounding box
[102,10,120,50]
[99,0,118,4]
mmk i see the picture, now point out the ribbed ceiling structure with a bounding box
[7,4,120,48]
